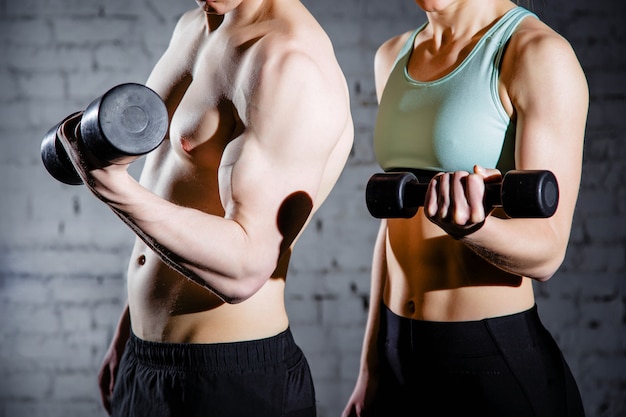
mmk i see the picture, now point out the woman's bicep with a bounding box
[510,28,589,242]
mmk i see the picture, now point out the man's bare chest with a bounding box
[170,76,243,162]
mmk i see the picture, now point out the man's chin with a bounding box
[196,0,222,14]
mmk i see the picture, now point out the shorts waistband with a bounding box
[127,327,300,372]
[382,304,546,356]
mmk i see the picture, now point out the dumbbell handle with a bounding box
[401,179,512,208]
[366,170,559,219]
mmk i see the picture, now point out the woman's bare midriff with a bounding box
[383,209,535,322]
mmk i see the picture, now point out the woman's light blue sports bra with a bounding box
[374,7,537,174]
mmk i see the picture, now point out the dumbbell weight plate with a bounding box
[500,170,559,218]
[365,171,421,219]
[80,83,168,165]
[40,112,84,185]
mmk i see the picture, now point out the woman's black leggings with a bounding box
[375,304,585,417]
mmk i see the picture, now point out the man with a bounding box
[57,0,353,415]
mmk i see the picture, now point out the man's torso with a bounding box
[125,5,351,343]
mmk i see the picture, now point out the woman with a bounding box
[343,0,588,416]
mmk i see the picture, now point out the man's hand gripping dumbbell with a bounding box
[366,166,559,237]
[41,83,169,185]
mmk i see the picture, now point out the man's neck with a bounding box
[204,0,276,32]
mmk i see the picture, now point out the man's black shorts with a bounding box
[111,327,316,417]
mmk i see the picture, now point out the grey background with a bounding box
[0,0,624,416]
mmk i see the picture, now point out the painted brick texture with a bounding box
[0,0,624,416]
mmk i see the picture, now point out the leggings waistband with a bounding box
[127,327,300,372]
[382,304,548,356]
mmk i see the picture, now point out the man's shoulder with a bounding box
[233,18,338,83]
[166,8,206,48]
[245,17,328,54]
[235,19,350,129]
[173,8,203,30]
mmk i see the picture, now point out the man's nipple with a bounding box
[180,136,194,153]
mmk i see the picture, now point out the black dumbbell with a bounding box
[365,170,559,219]
[41,83,169,185]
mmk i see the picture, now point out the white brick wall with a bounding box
[1,0,624,416]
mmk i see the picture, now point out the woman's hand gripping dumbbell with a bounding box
[365,169,559,219]
[41,83,169,185]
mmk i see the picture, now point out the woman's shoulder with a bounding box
[509,15,579,68]
[377,30,416,62]
[502,13,587,100]
[374,29,418,78]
